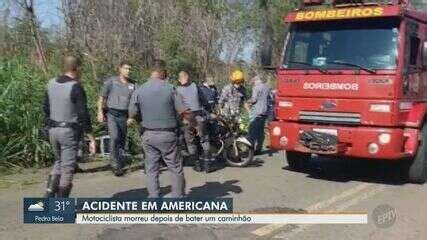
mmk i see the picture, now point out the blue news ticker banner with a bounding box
[24,198,233,224]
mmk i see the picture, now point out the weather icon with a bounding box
[28,202,44,212]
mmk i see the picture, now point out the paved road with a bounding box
[0,151,426,239]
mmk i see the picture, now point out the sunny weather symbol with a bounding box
[28,201,45,211]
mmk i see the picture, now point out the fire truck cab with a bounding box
[268,0,427,183]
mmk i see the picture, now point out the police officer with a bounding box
[177,71,213,173]
[43,56,96,198]
[199,76,219,113]
[128,68,193,198]
[218,70,247,118]
[247,75,272,155]
[97,62,136,176]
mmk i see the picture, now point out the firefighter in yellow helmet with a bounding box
[218,70,247,117]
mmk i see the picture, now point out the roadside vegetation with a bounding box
[0,0,296,172]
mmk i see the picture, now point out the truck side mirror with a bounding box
[261,44,272,67]
[423,42,427,68]
[261,43,276,71]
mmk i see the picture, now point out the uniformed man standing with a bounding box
[218,70,247,118]
[97,62,135,176]
[177,71,213,173]
[128,68,193,198]
[43,56,96,197]
[247,75,272,155]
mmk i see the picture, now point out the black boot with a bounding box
[202,151,213,173]
[57,184,72,198]
[44,175,60,198]
[204,160,211,173]
[113,168,125,177]
[192,154,203,172]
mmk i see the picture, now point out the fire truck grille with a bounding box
[299,111,361,125]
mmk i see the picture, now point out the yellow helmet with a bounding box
[230,70,244,84]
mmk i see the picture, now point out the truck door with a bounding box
[403,20,422,98]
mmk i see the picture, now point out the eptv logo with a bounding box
[372,204,397,228]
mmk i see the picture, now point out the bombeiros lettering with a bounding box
[294,7,384,21]
[303,82,359,91]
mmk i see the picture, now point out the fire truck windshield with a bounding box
[283,19,399,71]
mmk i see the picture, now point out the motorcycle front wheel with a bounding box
[224,139,254,167]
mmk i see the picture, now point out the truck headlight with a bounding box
[368,143,379,154]
[370,104,391,113]
[378,133,391,144]
[272,126,281,136]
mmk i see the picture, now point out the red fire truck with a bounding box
[267,0,427,183]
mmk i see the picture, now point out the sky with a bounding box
[0,0,63,27]
[33,0,63,28]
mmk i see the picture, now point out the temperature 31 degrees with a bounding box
[54,200,71,212]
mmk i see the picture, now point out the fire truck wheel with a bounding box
[408,123,427,184]
[286,151,311,171]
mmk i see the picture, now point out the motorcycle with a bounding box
[179,112,254,167]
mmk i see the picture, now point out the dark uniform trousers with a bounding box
[107,112,128,170]
[142,130,185,198]
[248,115,267,153]
[49,127,78,187]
